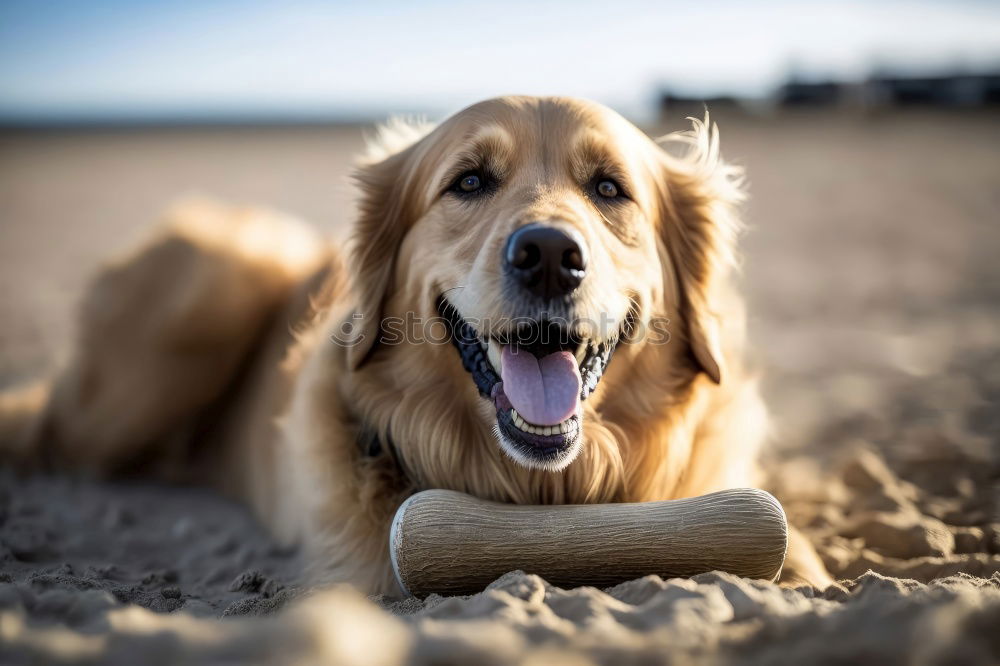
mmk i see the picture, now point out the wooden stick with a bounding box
[390,488,788,597]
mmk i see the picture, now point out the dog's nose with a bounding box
[504,223,588,300]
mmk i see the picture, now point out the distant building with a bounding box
[657,71,999,121]
[657,94,742,122]
[865,73,1000,108]
[774,72,1000,110]
[776,80,842,107]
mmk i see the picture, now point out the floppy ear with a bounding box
[655,116,744,385]
[346,121,433,370]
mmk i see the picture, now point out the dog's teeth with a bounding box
[487,340,503,374]
[509,410,576,437]
[574,342,588,365]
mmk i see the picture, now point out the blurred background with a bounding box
[0,0,998,469]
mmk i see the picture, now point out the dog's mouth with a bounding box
[438,297,622,470]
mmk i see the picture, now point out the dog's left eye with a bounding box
[596,179,620,198]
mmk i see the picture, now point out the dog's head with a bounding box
[346,96,741,472]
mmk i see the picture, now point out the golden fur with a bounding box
[1,97,831,593]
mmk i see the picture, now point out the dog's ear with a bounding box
[655,116,744,385]
[346,122,431,370]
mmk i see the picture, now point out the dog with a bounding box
[1,96,832,593]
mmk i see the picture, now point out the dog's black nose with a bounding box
[505,223,588,300]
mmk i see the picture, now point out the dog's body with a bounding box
[2,97,831,592]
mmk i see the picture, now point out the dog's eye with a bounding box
[458,173,481,192]
[596,179,620,198]
[449,170,490,196]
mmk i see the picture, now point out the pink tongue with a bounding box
[500,346,581,426]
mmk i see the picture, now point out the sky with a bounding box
[1,0,998,123]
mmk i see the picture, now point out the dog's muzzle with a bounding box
[438,297,621,468]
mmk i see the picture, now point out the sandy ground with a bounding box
[1,111,998,664]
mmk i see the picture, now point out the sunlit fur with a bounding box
[2,96,832,594]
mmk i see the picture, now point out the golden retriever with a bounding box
[1,96,831,592]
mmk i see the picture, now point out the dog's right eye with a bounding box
[458,173,481,193]
[448,170,495,198]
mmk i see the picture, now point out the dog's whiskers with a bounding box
[440,285,466,297]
